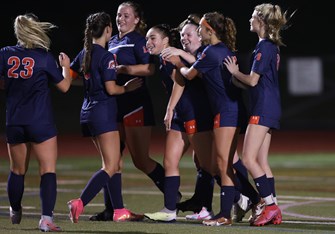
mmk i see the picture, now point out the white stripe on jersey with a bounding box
[108,44,135,51]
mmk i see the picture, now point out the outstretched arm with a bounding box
[224,56,260,87]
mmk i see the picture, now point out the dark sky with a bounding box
[0,0,332,58]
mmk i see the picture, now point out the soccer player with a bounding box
[66,11,143,224]
[0,13,72,232]
[172,12,247,226]
[224,3,294,226]
[143,22,215,222]
[89,1,180,222]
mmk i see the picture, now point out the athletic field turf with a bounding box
[0,132,335,233]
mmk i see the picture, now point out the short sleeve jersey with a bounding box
[70,44,117,123]
[0,45,64,125]
[193,42,242,115]
[108,31,151,89]
[249,39,281,120]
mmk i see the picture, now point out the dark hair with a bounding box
[82,12,111,74]
[150,24,182,49]
[178,13,201,31]
[203,12,237,52]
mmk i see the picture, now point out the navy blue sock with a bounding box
[254,174,272,198]
[40,173,57,216]
[106,173,124,209]
[7,171,24,211]
[80,170,110,206]
[219,186,235,218]
[233,159,248,178]
[268,177,276,197]
[234,188,241,203]
[233,160,260,205]
[164,176,180,211]
[102,185,113,210]
[147,162,165,193]
[196,169,214,211]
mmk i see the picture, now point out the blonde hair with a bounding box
[254,3,289,46]
[14,14,56,50]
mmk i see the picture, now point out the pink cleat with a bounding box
[251,204,281,226]
[67,198,84,223]
[271,210,282,225]
[113,208,144,222]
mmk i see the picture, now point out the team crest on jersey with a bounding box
[108,60,116,69]
[256,53,262,61]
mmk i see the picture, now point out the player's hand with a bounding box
[59,52,70,68]
[164,108,174,131]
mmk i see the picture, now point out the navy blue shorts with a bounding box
[81,120,118,137]
[116,91,155,126]
[213,112,243,128]
[249,115,280,130]
[6,124,57,144]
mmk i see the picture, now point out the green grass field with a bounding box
[1,153,335,233]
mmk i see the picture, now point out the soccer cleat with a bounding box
[202,216,232,226]
[39,215,61,232]
[232,194,252,222]
[10,207,22,224]
[144,211,176,222]
[113,208,144,222]
[176,197,202,213]
[248,198,265,224]
[89,208,113,221]
[185,207,214,220]
[271,210,282,225]
[251,204,281,226]
[67,198,84,223]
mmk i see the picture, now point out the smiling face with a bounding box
[145,28,168,55]
[180,24,201,54]
[116,4,139,36]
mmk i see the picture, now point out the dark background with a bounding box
[0,0,334,134]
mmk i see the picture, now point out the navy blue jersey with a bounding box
[108,31,155,125]
[71,44,118,130]
[249,39,281,120]
[159,54,213,133]
[159,57,193,120]
[108,31,151,89]
[0,45,64,125]
[193,42,243,116]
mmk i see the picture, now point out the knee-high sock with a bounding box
[195,169,214,211]
[101,141,126,211]
[40,173,57,216]
[80,170,110,206]
[219,186,235,218]
[147,162,165,193]
[7,171,24,211]
[106,173,124,209]
[164,176,180,211]
[233,159,260,204]
[254,174,274,205]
